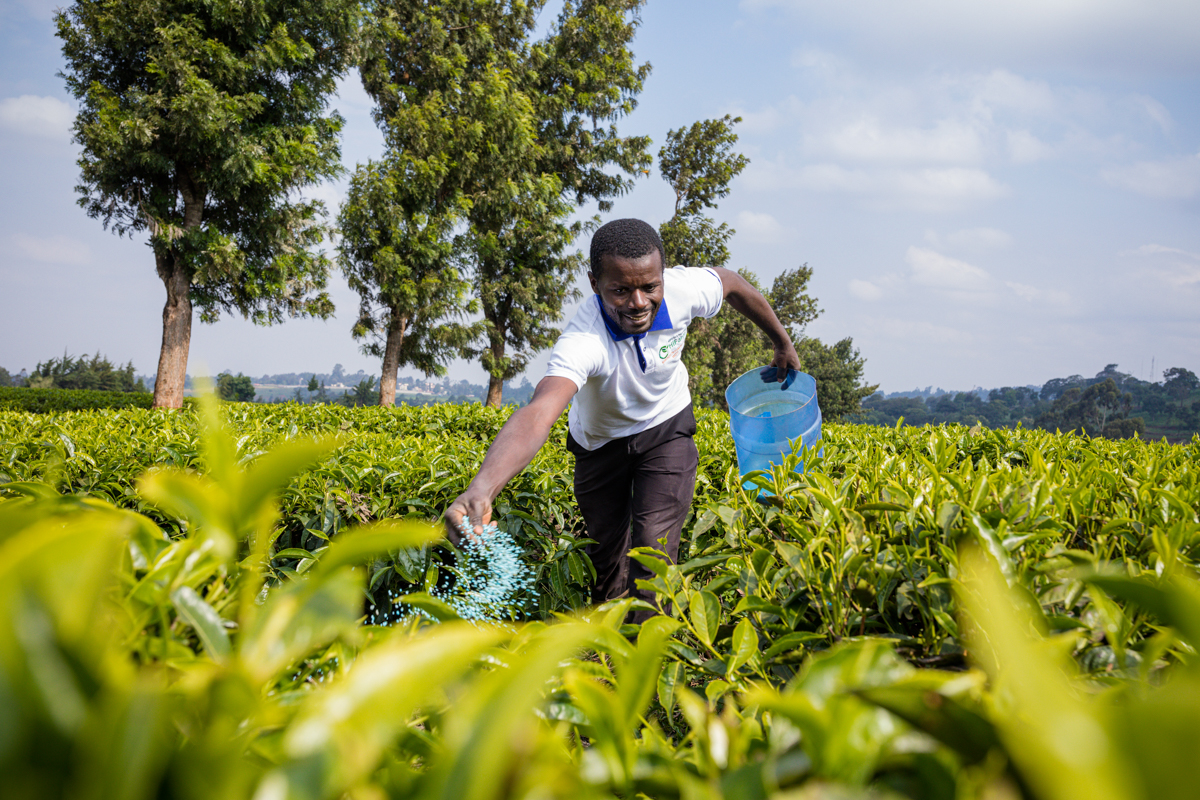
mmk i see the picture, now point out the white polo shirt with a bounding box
[544,266,724,450]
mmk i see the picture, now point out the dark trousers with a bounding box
[567,404,698,622]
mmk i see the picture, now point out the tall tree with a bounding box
[56,0,358,408]
[466,183,586,406]
[337,157,478,406]
[655,114,753,406]
[656,114,874,415]
[351,0,545,405]
[465,0,653,407]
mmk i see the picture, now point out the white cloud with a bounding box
[739,0,1200,72]
[0,95,73,141]
[796,165,1007,211]
[905,246,991,290]
[871,317,973,345]
[723,98,803,136]
[734,210,784,242]
[1130,243,1200,259]
[971,70,1057,116]
[1006,281,1072,306]
[848,279,883,301]
[1125,243,1200,288]
[1133,95,1173,133]
[1007,130,1054,163]
[807,117,984,164]
[1102,152,1200,199]
[11,234,91,265]
[926,227,1014,250]
[950,227,1013,250]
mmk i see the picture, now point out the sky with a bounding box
[1,0,1197,393]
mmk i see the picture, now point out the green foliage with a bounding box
[462,0,653,404]
[660,114,751,218]
[1163,367,1199,399]
[216,372,256,403]
[859,363,1199,440]
[660,212,734,271]
[1035,378,1135,437]
[5,402,1200,799]
[684,266,847,412]
[795,336,878,421]
[56,0,358,404]
[654,117,870,416]
[338,376,381,407]
[337,156,478,384]
[56,0,355,319]
[355,0,652,405]
[0,386,154,412]
[29,351,144,392]
[349,0,529,401]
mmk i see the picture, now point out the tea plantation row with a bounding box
[2,401,1199,799]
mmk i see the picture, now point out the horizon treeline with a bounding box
[855,363,1200,442]
[4,354,1197,441]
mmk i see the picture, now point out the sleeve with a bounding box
[544,330,605,390]
[672,265,724,320]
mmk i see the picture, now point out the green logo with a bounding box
[658,332,685,359]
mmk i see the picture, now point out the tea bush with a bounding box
[2,400,1200,799]
[0,385,155,412]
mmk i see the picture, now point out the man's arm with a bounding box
[710,266,801,380]
[444,376,579,540]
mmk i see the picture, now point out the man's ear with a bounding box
[587,270,599,294]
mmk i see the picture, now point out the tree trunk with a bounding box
[485,328,506,408]
[152,170,205,409]
[486,374,504,408]
[379,312,407,407]
[152,252,193,409]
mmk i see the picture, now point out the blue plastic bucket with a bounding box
[725,367,822,491]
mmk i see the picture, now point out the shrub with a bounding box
[0,385,154,412]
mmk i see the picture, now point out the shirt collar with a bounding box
[595,295,673,342]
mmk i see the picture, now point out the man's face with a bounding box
[589,250,666,335]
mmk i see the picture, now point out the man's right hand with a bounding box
[438,376,578,545]
[444,489,492,545]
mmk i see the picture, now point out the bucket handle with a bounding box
[758,366,799,391]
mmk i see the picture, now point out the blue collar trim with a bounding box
[595,295,673,342]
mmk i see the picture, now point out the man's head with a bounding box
[588,219,667,336]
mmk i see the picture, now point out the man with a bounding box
[445,218,799,619]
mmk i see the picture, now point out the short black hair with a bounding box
[589,218,665,278]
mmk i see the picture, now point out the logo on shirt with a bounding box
[658,331,686,361]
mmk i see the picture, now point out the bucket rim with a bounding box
[725,366,818,421]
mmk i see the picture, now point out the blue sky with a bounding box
[1,0,1197,391]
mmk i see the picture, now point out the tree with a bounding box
[652,116,866,412]
[655,115,749,406]
[56,0,358,408]
[29,352,145,392]
[466,183,587,406]
[1163,367,1199,400]
[338,158,478,406]
[349,0,544,406]
[216,372,255,403]
[464,0,653,407]
[651,113,884,422]
[307,375,319,393]
[1102,417,1145,440]
[1040,375,1086,401]
[660,115,750,219]
[339,376,379,407]
[795,338,877,422]
[1036,378,1134,436]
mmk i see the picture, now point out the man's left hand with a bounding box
[759,345,802,389]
